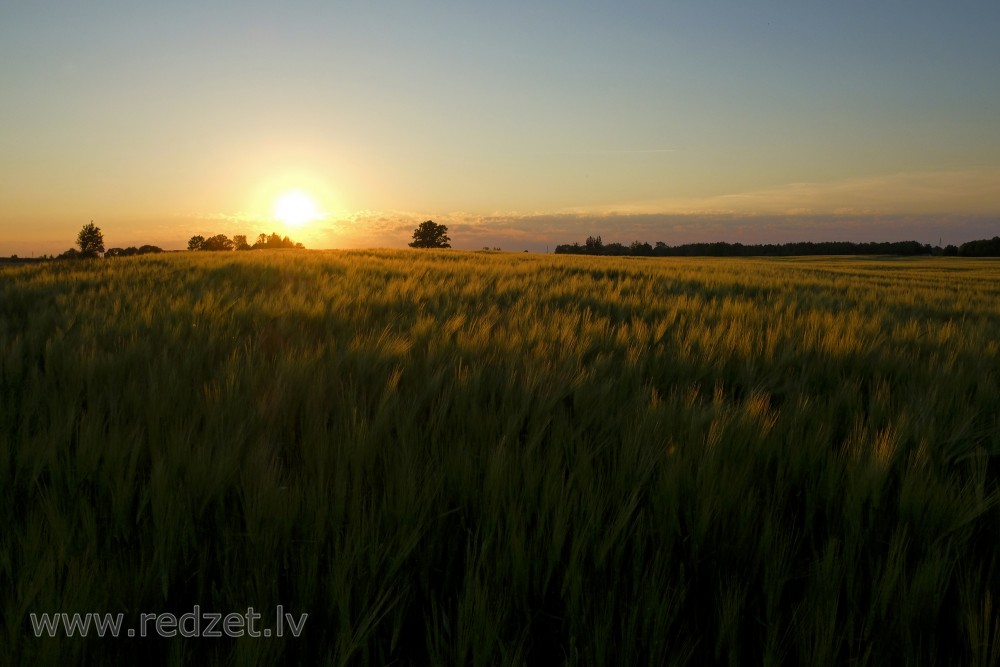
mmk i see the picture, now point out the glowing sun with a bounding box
[273,191,322,227]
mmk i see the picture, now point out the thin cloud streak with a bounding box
[578,148,677,154]
[532,148,678,157]
[613,168,1000,216]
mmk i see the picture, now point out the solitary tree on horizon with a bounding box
[409,220,451,248]
[77,222,104,257]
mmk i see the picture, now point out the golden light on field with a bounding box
[273,190,323,228]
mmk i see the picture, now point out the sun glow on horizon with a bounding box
[273,190,324,228]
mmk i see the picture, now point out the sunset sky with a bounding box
[2,1,999,255]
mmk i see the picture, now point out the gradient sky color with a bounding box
[2,0,999,255]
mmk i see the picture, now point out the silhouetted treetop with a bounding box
[77,222,104,258]
[958,236,1000,257]
[409,221,451,249]
[187,232,304,251]
[105,245,162,258]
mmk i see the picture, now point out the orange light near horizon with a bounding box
[272,190,323,228]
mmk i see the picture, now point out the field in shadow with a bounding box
[2,251,998,665]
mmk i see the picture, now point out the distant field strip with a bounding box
[2,251,999,666]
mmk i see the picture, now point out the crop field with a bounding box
[2,250,999,665]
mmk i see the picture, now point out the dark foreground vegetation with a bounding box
[555,235,1000,257]
[2,251,999,665]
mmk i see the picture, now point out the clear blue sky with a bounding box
[2,0,998,253]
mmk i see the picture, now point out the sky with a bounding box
[1,0,999,255]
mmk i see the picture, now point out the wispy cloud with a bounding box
[185,211,269,224]
[574,148,677,155]
[613,168,1000,216]
[534,147,678,157]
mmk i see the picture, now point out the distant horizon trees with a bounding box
[554,236,1000,257]
[105,245,163,257]
[54,224,305,260]
[56,222,105,259]
[203,234,236,251]
[40,226,1000,260]
[187,232,304,251]
[957,236,1000,257]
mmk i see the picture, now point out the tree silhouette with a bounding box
[202,234,235,251]
[585,235,603,253]
[107,245,162,257]
[250,232,299,249]
[959,236,1000,257]
[409,220,451,248]
[77,222,105,257]
[630,240,653,256]
[186,230,303,251]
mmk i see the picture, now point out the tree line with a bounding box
[50,223,306,259]
[187,232,304,251]
[57,222,160,259]
[36,222,1000,260]
[954,236,1000,257]
[554,236,1000,257]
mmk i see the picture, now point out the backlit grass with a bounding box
[2,250,999,665]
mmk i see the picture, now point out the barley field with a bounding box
[2,250,999,665]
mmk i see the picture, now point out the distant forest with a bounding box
[554,236,1000,257]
